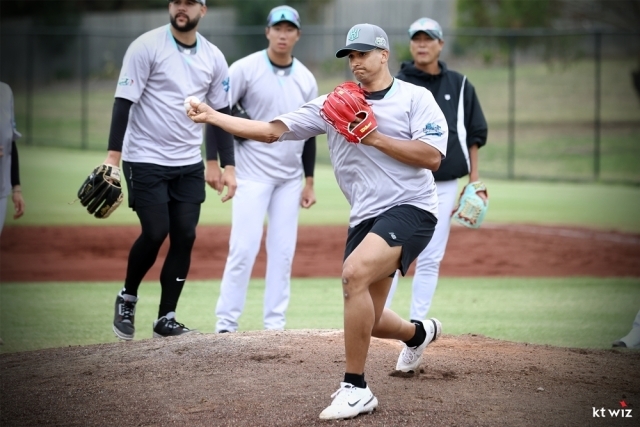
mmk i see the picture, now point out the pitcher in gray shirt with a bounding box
[187,23,448,421]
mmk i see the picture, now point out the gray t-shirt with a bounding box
[0,82,21,198]
[276,79,448,226]
[229,50,317,183]
[115,25,230,166]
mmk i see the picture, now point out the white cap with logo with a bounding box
[267,5,301,29]
[408,17,443,40]
[170,0,206,4]
[335,23,389,58]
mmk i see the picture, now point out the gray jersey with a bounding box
[229,50,317,183]
[115,25,230,166]
[0,82,21,198]
[276,79,448,226]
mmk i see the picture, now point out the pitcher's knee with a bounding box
[341,263,367,300]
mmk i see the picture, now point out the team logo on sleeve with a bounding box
[423,122,444,137]
[118,76,134,86]
[222,77,230,93]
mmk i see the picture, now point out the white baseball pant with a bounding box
[216,177,302,332]
[385,179,459,321]
[618,309,640,348]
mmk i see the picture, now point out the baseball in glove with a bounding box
[77,164,124,219]
[451,181,488,229]
[319,81,378,143]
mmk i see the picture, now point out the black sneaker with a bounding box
[113,293,137,341]
[153,316,195,338]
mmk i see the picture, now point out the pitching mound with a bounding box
[1,331,638,426]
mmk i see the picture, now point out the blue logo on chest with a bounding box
[222,77,230,93]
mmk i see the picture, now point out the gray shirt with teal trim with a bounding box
[275,79,448,226]
[115,25,230,167]
[229,50,317,183]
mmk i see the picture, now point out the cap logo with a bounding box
[347,28,360,41]
[375,37,387,47]
[267,6,300,28]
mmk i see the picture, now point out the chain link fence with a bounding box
[1,23,639,184]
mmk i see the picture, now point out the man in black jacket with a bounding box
[385,17,488,322]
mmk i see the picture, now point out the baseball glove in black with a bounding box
[231,101,250,143]
[77,164,124,219]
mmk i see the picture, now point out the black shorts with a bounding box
[122,161,206,210]
[344,204,437,277]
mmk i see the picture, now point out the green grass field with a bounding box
[2,277,639,354]
[5,145,640,231]
[11,59,640,183]
[1,145,639,354]
[2,59,640,354]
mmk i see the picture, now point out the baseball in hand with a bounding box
[184,96,201,113]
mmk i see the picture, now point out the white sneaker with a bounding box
[396,318,442,372]
[318,382,378,420]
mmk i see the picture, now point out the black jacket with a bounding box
[396,61,488,181]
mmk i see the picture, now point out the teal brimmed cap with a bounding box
[169,0,205,4]
[336,23,389,58]
[408,17,443,40]
[267,5,301,29]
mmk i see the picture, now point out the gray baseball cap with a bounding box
[335,23,389,58]
[267,5,301,29]
[169,0,205,4]
[408,17,443,40]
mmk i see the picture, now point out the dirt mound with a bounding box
[1,224,639,282]
[2,224,639,425]
[1,331,639,426]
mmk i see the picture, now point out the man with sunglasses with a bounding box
[214,5,318,334]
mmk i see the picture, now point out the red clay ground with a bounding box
[1,224,639,426]
[1,223,639,281]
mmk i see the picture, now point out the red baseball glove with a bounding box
[319,82,378,143]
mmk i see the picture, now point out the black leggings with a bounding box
[123,201,201,318]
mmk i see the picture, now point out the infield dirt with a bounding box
[1,224,639,426]
[1,330,639,426]
[2,223,639,281]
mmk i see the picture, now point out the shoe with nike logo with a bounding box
[318,382,378,420]
[396,318,442,373]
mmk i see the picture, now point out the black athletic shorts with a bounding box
[343,204,437,277]
[122,161,206,210]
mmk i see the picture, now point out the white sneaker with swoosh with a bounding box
[396,318,442,373]
[319,382,378,420]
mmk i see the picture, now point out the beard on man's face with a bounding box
[170,13,200,32]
